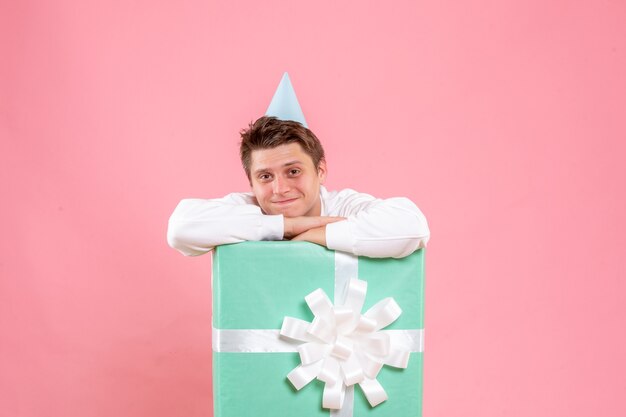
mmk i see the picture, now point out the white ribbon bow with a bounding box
[280,278,410,410]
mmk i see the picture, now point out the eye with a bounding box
[258,173,272,182]
[288,168,301,176]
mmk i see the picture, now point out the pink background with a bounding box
[2,1,625,416]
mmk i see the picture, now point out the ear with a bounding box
[317,159,327,184]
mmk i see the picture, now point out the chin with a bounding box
[282,210,304,218]
[263,207,299,217]
[284,206,309,217]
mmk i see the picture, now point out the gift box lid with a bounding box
[212,242,425,330]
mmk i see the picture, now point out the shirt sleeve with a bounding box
[324,189,430,259]
[166,193,284,256]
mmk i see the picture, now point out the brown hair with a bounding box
[239,116,326,179]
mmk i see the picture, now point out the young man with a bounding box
[167,75,430,259]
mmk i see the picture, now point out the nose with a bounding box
[273,176,290,194]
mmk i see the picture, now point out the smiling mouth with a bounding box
[273,198,298,205]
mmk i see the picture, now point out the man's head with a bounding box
[239,116,327,217]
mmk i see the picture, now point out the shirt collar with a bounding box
[320,185,328,216]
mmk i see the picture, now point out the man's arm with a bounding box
[167,193,284,256]
[167,194,342,256]
[317,189,430,259]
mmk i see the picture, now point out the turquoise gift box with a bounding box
[212,241,425,417]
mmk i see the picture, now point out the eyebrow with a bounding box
[253,160,302,175]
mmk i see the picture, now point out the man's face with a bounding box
[249,142,327,217]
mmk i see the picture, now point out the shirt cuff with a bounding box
[325,220,355,254]
[261,214,284,241]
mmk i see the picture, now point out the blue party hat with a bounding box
[265,72,308,128]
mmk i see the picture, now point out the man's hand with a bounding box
[291,226,327,246]
[283,216,345,239]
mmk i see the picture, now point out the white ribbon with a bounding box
[280,275,412,410]
[213,328,423,354]
[212,251,424,416]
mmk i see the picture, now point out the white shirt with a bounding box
[167,186,430,258]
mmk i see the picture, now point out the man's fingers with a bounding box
[284,216,346,238]
[323,216,346,223]
[315,216,345,227]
